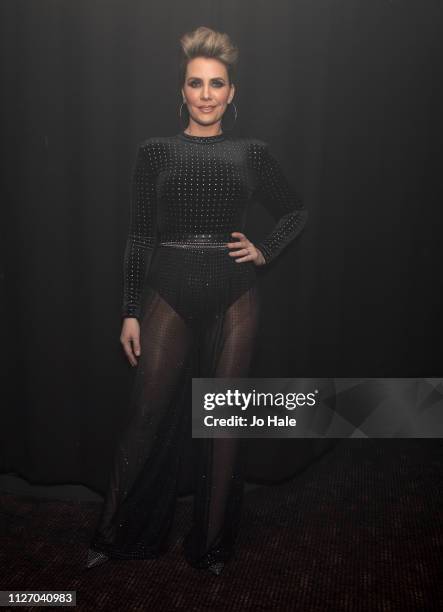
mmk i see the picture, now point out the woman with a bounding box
[85,25,308,575]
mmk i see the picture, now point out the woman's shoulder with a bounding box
[230,136,271,161]
[137,135,171,148]
[227,134,267,147]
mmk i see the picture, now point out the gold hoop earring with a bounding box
[179,100,188,130]
[221,101,238,132]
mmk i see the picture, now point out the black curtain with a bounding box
[1,1,441,494]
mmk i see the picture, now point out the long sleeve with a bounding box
[254,142,308,265]
[121,141,157,321]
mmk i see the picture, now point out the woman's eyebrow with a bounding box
[187,76,226,81]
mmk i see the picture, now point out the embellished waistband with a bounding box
[159,232,231,248]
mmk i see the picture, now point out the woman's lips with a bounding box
[199,106,215,112]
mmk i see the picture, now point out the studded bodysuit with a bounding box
[89,130,308,570]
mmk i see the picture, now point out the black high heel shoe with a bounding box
[85,547,110,569]
[208,561,225,576]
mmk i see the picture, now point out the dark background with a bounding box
[0,1,442,496]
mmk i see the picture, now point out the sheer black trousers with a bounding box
[90,283,260,569]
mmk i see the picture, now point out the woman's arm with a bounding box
[121,141,157,321]
[254,142,308,265]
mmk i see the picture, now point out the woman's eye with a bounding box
[188,80,224,88]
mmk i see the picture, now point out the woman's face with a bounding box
[181,57,234,130]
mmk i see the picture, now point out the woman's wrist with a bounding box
[254,247,267,266]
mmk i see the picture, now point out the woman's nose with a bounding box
[201,85,211,100]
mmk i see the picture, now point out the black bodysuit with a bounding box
[90,130,308,570]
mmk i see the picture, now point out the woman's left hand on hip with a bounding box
[226,232,266,266]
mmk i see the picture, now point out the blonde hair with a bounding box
[179,26,239,86]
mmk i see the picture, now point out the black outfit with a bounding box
[89,130,308,569]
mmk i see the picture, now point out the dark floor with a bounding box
[0,439,442,611]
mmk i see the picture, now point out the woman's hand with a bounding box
[120,317,141,367]
[226,232,266,266]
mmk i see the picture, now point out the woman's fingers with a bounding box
[132,336,141,357]
[227,231,249,256]
[226,240,247,249]
[227,239,265,265]
[230,231,246,240]
[229,247,251,261]
[226,231,247,250]
[120,319,141,367]
[235,252,254,262]
[123,339,138,366]
[227,231,254,262]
